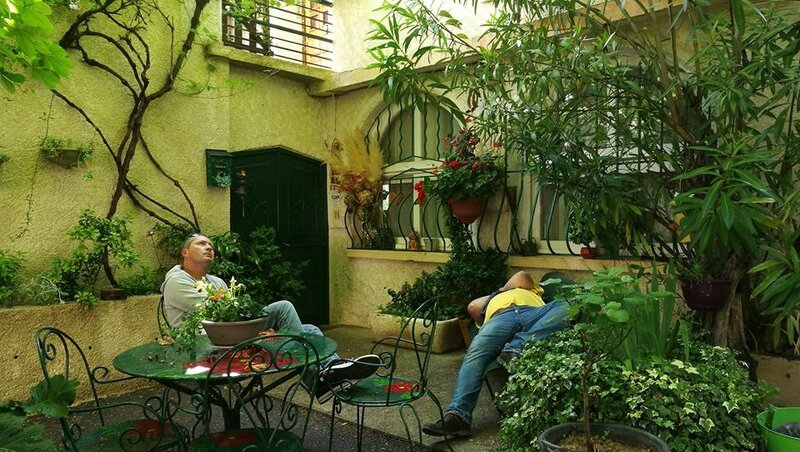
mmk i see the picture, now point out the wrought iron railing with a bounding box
[345,101,683,259]
[221,0,333,69]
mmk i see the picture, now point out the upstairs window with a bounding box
[222,0,333,69]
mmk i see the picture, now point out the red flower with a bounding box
[441,161,447,166]
[413,181,426,204]
[383,381,417,395]
[210,430,258,447]
[448,161,459,169]
[472,162,478,170]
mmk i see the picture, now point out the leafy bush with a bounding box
[210,227,306,305]
[52,209,139,300]
[119,266,159,296]
[0,250,22,307]
[382,249,507,319]
[499,329,771,451]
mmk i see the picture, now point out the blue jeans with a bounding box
[261,300,339,389]
[446,302,568,423]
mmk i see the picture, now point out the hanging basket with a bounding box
[447,197,487,224]
[680,278,732,311]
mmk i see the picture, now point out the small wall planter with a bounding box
[41,137,92,168]
[538,423,670,451]
[369,312,464,354]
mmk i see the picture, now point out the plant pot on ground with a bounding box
[370,311,463,353]
[539,423,670,452]
[100,287,126,300]
[758,406,800,452]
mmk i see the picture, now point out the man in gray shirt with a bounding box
[162,233,378,402]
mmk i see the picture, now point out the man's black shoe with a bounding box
[315,354,382,403]
[497,351,520,369]
[422,413,471,437]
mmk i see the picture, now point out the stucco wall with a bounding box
[0,296,160,403]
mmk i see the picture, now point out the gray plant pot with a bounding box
[538,423,670,451]
[201,317,267,346]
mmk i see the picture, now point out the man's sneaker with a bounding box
[422,413,471,437]
[315,354,382,403]
[497,351,520,369]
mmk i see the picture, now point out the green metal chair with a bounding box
[326,296,450,451]
[34,326,186,451]
[157,295,171,339]
[187,333,319,452]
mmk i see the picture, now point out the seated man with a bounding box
[422,271,569,437]
[162,233,378,402]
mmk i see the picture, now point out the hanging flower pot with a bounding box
[680,278,732,311]
[448,197,487,224]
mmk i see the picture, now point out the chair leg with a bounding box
[425,387,456,452]
[328,399,339,452]
[355,405,366,452]
[398,403,423,452]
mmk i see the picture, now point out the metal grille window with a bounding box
[222,0,333,69]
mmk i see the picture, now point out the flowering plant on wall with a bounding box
[327,130,385,209]
[424,127,503,201]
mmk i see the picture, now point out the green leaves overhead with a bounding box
[0,0,72,92]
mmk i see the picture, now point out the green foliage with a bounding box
[118,266,159,296]
[499,329,771,451]
[53,209,139,300]
[367,0,800,349]
[0,374,78,451]
[0,153,9,165]
[40,137,93,167]
[149,223,194,268]
[382,249,507,319]
[0,0,72,93]
[171,277,265,354]
[210,226,307,305]
[0,250,23,307]
[427,127,503,201]
[74,290,98,309]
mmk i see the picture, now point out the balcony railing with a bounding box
[221,0,334,69]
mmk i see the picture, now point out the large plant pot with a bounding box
[680,278,731,311]
[539,423,670,451]
[201,317,267,346]
[758,407,800,452]
[447,197,487,224]
[369,312,463,353]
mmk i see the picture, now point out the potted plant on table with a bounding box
[172,276,268,357]
[426,127,503,225]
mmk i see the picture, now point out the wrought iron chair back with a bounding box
[327,296,451,451]
[192,333,319,451]
[34,326,182,451]
[156,295,171,338]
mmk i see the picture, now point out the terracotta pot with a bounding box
[579,246,597,259]
[447,197,487,224]
[680,278,732,311]
[201,317,267,346]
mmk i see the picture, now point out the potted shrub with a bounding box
[675,258,731,312]
[51,209,139,305]
[172,276,267,355]
[376,249,507,352]
[41,137,92,168]
[537,268,671,451]
[424,127,503,225]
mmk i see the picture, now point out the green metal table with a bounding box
[113,334,337,430]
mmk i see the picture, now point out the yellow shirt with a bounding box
[484,287,545,324]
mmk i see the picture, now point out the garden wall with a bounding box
[0,295,160,403]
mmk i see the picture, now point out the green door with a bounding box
[231,148,329,325]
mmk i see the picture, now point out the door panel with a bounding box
[231,148,329,325]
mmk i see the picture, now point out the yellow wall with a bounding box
[0,296,160,403]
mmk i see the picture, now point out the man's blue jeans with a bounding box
[446,302,568,423]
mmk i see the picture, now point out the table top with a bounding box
[113,334,337,382]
